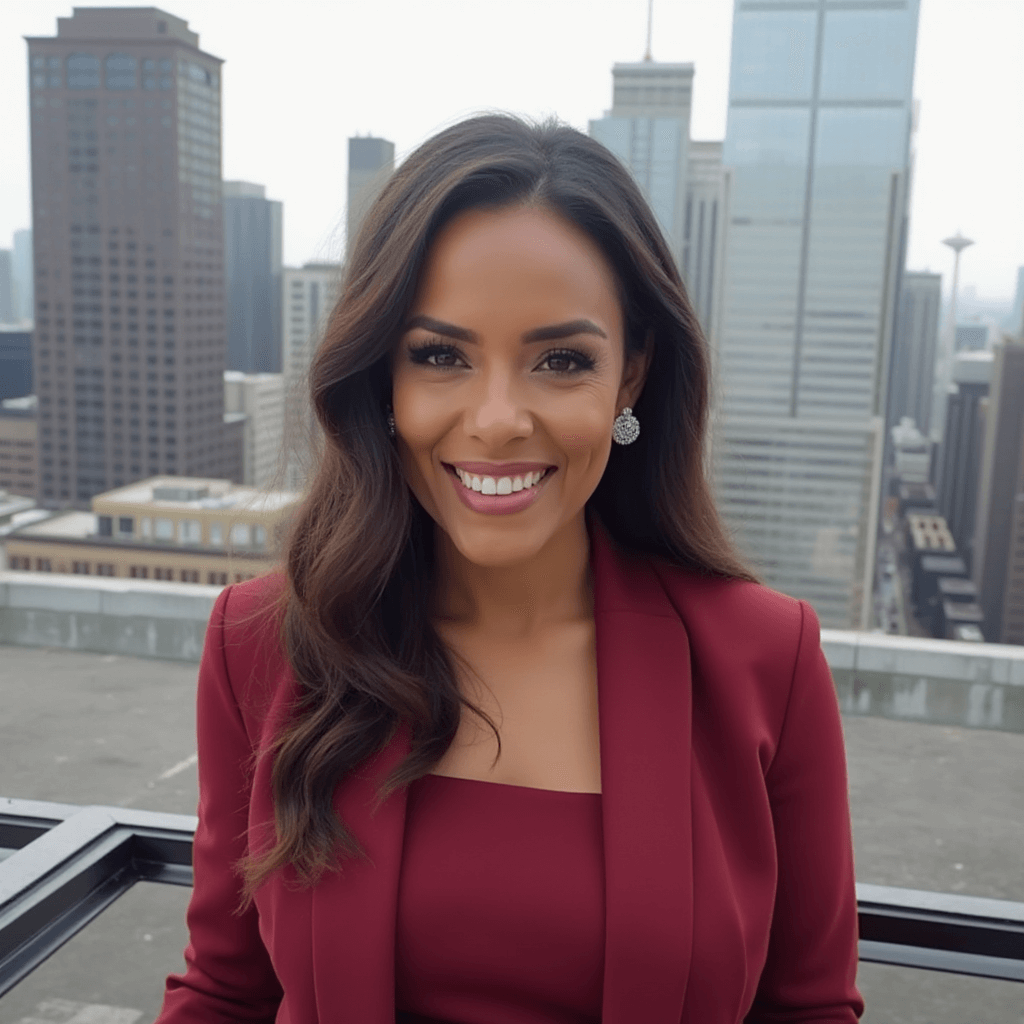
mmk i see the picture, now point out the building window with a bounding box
[129,565,149,578]
[96,563,116,576]
[208,521,224,546]
[72,561,91,574]
[207,571,227,586]
[98,514,113,537]
[9,556,31,571]
[154,517,174,541]
[36,558,53,572]
[105,53,137,90]
[178,519,201,544]
[154,567,174,580]
[181,569,199,583]
[230,522,251,547]
[67,54,100,89]
[118,515,134,535]
[253,524,267,549]
[140,516,152,539]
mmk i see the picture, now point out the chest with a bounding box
[429,619,602,793]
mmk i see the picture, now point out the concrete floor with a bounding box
[0,643,1021,1024]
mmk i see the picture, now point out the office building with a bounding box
[888,270,941,437]
[589,61,694,278]
[26,7,226,509]
[955,323,989,353]
[346,136,395,265]
[0,252,14,324]
[891,417,930,484]
[971,340,1024,644]
[12,230,34,323]
[282,262,341,491]
[682,141,726,343]
[934,350,992,570]
[3,475,298,585]
[223,370,285,490]
[1002,267,1024,336]
[223,181,283,374]
[0,395,38,499]
[0,328,33,401]
[711,0,920,629]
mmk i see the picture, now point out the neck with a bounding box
[430,511,594,639]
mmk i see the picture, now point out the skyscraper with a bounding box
[1003,267,1024,336]
[682,141,726,343]
[971,340,1024,644]
[0,251,14,324]
[712,0,920,628]
[223,181,283,374]
[12,229,34,323]
[888,270,941,437]
[346,136,395,266]
[281,262,341,491]
[26,7,226,508]
[589,62,694,276]
[935,350,992,570]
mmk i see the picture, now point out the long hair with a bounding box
[236,111,761,905]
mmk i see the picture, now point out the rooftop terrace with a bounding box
[0,577,1022,1022]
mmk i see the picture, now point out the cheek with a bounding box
[561,432,595,453]
[559,401,613,457]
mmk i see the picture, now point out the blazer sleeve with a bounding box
[745,599,865,1024]
[155,584,284,1023]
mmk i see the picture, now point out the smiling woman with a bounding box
[157,113,865,1024]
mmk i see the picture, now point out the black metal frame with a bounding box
[2,796,1023,996]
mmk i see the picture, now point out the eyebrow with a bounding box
[402,314,608,344]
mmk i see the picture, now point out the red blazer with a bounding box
[157,516,864,1023]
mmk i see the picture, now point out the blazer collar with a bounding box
[310,512,694,1023]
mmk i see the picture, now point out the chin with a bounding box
[442,518,556,567]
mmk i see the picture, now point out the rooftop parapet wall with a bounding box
[821,629,1024,733]
[0,572,222,664]
[1,572,1023,733]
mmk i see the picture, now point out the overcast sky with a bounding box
[1,0,1022,302]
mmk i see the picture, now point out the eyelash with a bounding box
[407,337,598,376]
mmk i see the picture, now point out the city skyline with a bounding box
[1,0,1022,303]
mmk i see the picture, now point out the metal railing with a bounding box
[1,796,1023,996]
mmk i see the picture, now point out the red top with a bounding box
[395,774,604,1024]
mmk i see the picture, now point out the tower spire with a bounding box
[643,0,653,61]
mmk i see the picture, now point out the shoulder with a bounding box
[646,556,813,677]
[210,571,292,722]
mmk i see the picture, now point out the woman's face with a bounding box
[390,203,649,569]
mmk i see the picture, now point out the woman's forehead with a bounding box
[411,207,624,330]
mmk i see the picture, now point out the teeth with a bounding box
[454,467,548,494]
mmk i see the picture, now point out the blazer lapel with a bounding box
[589,514,694,1023]
[310,719,412,1024]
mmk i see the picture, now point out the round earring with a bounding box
[612,406,640,445]
[386,408,396,438]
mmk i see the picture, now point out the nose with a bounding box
[466,370,533,441]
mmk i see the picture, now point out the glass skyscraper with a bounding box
[589,62,694,277]
[712,0,920,628]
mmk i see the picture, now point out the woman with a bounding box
[157,112,864,1023]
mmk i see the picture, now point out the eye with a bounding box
[407,340,465,369]
[541,348,597,375]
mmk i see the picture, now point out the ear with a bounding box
[617,327,654,411]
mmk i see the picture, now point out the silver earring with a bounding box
[386,409,396,437]
[612,406,640,445]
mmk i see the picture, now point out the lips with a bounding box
[444,461,555,515]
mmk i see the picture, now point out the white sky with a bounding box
[1,0,1021,302]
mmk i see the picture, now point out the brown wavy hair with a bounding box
[236,111,761,905]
